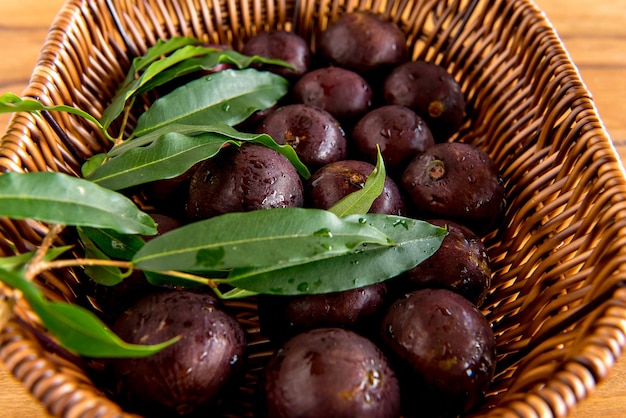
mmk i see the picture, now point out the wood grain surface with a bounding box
[1,0,625,417]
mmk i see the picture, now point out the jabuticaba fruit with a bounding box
[401,141,506,235]
[379,289,496,417]
[383,60,465,142]
[186,143,304,221]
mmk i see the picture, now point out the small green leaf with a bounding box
[132,68,289,137]
[329,147,386,216]
[0,94,109,141]
[0,268,177,357]
[226,215,447,295]
[81,153,107,178]
[132,208,393,272]
[0,172,157,235]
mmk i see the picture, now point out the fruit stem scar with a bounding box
[428,100,445,118]
[426,159,446,180]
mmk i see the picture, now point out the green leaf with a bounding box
[78,227,145,260]
[0,94,109,141]
[137,50,294,96]
[0,268,177,357]
[87,131,236,190]
[81,152,107,178]
[132,208,393,272]
[226,215,447,295]
[101,42,211,129]
[77,229,125,286]
[132,68,289,137]
[0,172,157,235]
[91,124,310,189]
[0,246,73,272]
[328,147,386,216]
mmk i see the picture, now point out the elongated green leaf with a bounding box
[133,208,393,272]
[329,148,386,216]
[87,132,236,190]
[0,172,157,235]
[137,50,294,96]
[101,123,309,183]
[0,94,108,140]
[132,69,289,137]
[226,215,447,295]
[0,268,177,357]
[101,43,213,129]
[128,37,202,77]
[0,246,73,272]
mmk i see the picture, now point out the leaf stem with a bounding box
[156,270,220,288]
[29,258,133,280]
[25,224,66,281]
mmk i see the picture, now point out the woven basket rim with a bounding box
[2,0,626,417]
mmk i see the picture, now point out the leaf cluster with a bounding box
[0,37,446,358]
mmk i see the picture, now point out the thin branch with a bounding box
[24,224,66,281]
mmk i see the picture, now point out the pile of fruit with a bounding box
[0,10,509,418]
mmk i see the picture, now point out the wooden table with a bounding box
[1,0,625,417]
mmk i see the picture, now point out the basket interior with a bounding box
[2,0,626,416]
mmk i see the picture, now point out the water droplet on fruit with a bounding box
[229,355,239,365]
[222,103,231,111]
[297,282,309,292]
[467,174,476,184]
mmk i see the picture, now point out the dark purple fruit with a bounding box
[384,60,465,142]
[257,282,388,342]
[186,143,304,221]
[147,212,183,239]
[242,30,311,78]
[256,104,348,171]
[111,290,247,416]
[292,67,373,121]
[352,105,435,175]
[307,159,406,216]
[257,327,401,418]
[318,12,408,74]
[401,142,505,235]
[380,289,496,417]
[390,219,492,306]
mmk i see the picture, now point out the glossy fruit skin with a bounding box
[257,282,389,343]
[379,289,496,417]
[383,60,465,142]
[391,219,492,306]
[318,11,408,74]
[186,143,304,221]
[292,67,373,122]
[110,290,247,416]
[242,30,311,78]
[352,105,435,176]
[256,103,348,171]
[307,159,406,216]
[256,327,401,418]
[401,142,505,235]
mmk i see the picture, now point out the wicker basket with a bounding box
[2,0,626,416]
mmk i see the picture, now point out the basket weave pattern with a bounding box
[2,0,626,416]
